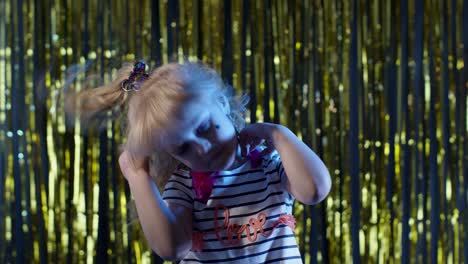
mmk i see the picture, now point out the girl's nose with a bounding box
[194,139,211,155]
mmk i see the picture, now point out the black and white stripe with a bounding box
[162,151,302,263]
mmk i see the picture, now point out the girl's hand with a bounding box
[118,151,150,181]
[238,122,280,157]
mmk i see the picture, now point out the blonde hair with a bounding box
[66,61,248,190]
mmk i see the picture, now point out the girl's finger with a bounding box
[260,145,274,156]
[249,137,263,148]
[119,151,149,180]
[118,152,133,179]
[238,132,253,156]
[241,143,251,157]
[260,140,275,155]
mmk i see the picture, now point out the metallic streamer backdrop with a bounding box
[0,0,467,263]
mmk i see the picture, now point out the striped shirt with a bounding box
[162,151,302,263]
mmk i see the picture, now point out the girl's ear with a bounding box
[217,95,231,114]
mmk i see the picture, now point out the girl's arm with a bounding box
[271,125,331,204]
[120,152,192,260]
[240,123,331,205]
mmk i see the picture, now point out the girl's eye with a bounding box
[176,120,210,155]
[176,143,190,155]
[196,120,211,135]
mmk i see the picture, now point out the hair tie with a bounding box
[121,61,149,92]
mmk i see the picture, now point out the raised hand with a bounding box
[238,122,279,157]
[118,151,150,181]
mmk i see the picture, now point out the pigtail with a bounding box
[64,63,134,127]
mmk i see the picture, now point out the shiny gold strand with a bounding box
[1,0,466,263]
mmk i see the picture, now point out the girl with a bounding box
[70,61,331,263]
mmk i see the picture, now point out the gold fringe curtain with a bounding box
[1,0,467,263]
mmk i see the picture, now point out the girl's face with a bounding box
[159,94,239,172]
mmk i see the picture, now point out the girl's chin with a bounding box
[220,155,236,170]
[209,149,237,171]
[191,143,239,171]
[221,148,243,171]
[190,155,232,172]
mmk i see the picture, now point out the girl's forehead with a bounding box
[174,93,220,120]
[175,96,209,120]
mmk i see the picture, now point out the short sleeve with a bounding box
[161,169,194,209]
[262,150,290,195]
